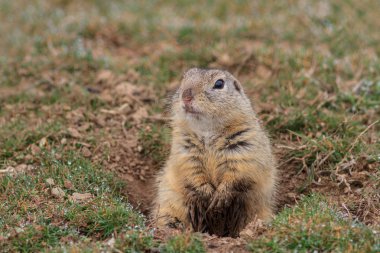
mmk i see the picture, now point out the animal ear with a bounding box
[233,79,242,93]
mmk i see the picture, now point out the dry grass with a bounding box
[0,0,379,252]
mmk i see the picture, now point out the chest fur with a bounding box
[181,134,228,184]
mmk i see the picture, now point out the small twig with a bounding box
[341,203,352,220]
[0,167,14,174]
[144,115,170,123]
[317,150,334,169]
[121,116,129,139]
[100,109,119,115]
[126,94,144,107]
[74,141,91,147]
[278,157,296,168]
[234,50,257,76]
[276,144,307,150]
[101,103,132,115]
[336,174,352,192]
[348,120,378,154]
[335,120,379,173]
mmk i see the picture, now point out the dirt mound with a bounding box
[65,69,379,228]
[57,70,161,214]
[2,65,377,251]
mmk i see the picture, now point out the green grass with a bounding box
[0,151,151,252]
[0,119,63,164]
[0,0,379,252]
[160,234,206,253]
[248,194,380,252]
[139,122,171,164]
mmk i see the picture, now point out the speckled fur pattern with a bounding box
[153,68,277,237]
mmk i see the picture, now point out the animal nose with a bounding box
[182,88,193,104]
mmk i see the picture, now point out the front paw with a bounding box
[186,183,215,232]
[196,183,215,200]
[166,217,185,229]
[205,187,247,237]
[185,183,215,201]
[207,187,233,212]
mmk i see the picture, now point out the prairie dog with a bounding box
[154,68,277,237]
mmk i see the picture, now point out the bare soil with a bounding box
[72,70,378,251]
[1,61,378,252]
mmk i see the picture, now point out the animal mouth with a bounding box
[183,104,200,114]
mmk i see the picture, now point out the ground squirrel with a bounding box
[153,68,277,237]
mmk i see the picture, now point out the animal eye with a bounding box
[213,79,224,89]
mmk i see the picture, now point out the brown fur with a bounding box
[153,68,277,237]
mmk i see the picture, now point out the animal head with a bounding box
[171,68,253,133]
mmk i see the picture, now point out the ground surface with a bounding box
[0,0,379,252]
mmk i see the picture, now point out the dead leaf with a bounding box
[65,108,85,123]
[256,65,272,79]
[96,70,114,84]
[24,154,33,161]
[286,192,297,199]
[30,144,41,155]
[123,174,135,182]
[39,137,47,147]
[67,127,82,138]
[239,219,264,240]
[46,178,55,186]
[240,227,254,238]
[34,225,44,231]
[0,167,14,174]
[82,147,91,157]
[64,180,74,190]
[114,82,136,96]
[99,91,113,102]
[70,192,93,202]
[51,187,65,198]
[131,107,148,122]
[78,123,91,132]
[15,164,28,172]
[76,142,91,147]
[94,116,106,127]
[62,104,71,111]
[217,53,233,66]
